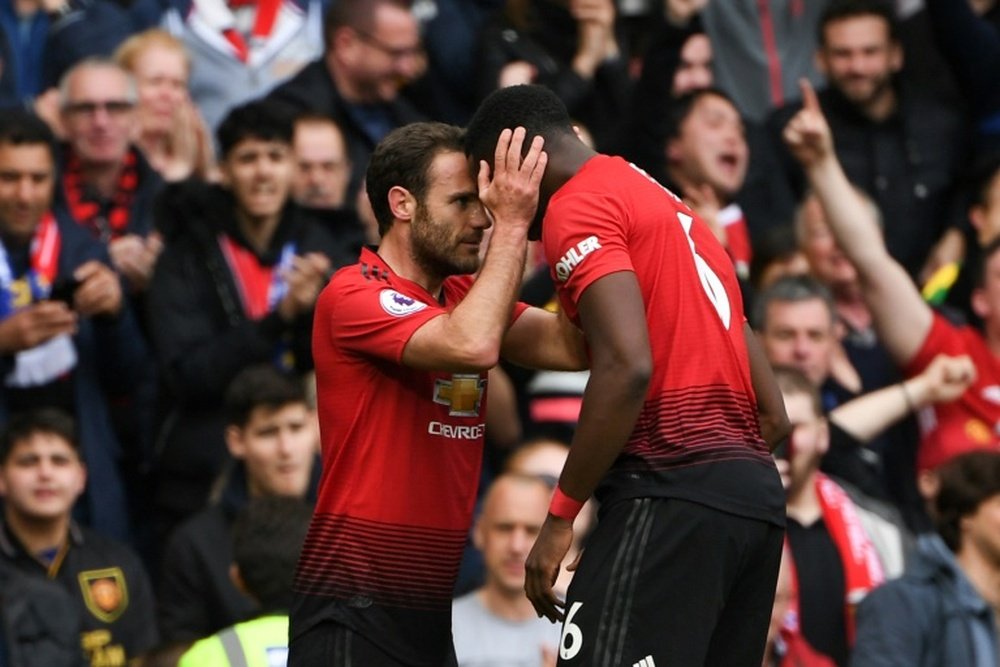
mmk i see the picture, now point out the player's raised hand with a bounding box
[783,79,834,169]
[478,127,547,231]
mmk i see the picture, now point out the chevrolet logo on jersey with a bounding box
[434,374,486,416]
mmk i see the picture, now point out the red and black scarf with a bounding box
[63,148,139,242]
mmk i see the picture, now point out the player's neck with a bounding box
[542,136,597,198]
[4,510,69,557]
[477,584,537,622]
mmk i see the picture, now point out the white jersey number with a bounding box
[677,212,731,329]
[560,601,585,660]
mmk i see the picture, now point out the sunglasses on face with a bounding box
[63,100,135,117]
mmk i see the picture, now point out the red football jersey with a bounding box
[905,313,1000,471]
[542,155,783,524]
[292,248,526,664]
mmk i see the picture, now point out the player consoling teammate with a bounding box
[466,85,788,667]
[289,121,587,665]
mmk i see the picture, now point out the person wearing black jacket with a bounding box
[157,365,320,645]
[0,410,158,667]
[146,100,351,536]
[266,0,426,209]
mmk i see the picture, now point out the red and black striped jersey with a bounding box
[542,155,784,525]
[292,247,526,664]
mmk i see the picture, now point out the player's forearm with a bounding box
[557,349,650,502]
[744,322,789,450]
[439,225,529,369]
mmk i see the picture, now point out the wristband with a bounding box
[900,382,915,413]
[549,485,584,522]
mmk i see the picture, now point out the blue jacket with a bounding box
[0,210,150,541]
[852,534,1000,667]
[0,0,137,104]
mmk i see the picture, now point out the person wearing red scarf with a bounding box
[56,59,165,295]
[774,367,886,666]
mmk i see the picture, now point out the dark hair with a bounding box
[0,409,80,464]
[818,0,898,46]
[366,121,464,237]
[750,274,837,331]
[934,451,1000,551]
[967,152,1000,209]
[749,225,801,290]
[224,365,308,428]
[232,496,312,609]
[323,0,409,48]
[465,84,575,166]
[216,100,294,159]
[771,365,823,417]
[662,87,739,143]
[0,109,56,158]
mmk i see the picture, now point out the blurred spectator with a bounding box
[924,0,1000,158]
[762,548,836,666]
[291,113,365,259]
[0,0,134,108]
[773,367,887,666]
[267,0,426,206]
[452,473,560,667]
[795,188,900,395]
[415,0,505,124]
[177,495,312,667]
[853,450,1000,666]
[475,0,631,152]
[753,275,861,410]
[56,58,165,295]
[923,154,1000,328]
[291,113,350,210]
[622,13,710,179]
[0,410,158,666]
[158,365,318,645]
[114,29,216,184]
[748,224,809,293]
[151,0,325,131]
[783,75,1000,493]
[663,88,752,280]
[693,0,831,122]
[623,8,796,251]
[146,100,349,534]
[769,0,969,280]
[504,438,594,599]
[0,557,83,666]
[0,108,148,540]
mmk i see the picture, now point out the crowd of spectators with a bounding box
[1,0,1000,665]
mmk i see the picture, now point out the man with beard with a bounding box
[289,122,587,666]
[768,0,968,280]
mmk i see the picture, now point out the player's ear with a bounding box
[388,186,416,223]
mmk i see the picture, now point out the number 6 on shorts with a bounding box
[560,601,584,660]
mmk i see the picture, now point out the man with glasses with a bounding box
[268,0,426,209]
[57,58,165,297]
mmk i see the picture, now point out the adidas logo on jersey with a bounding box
[554,235,602,281]
[632,655,656,667]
